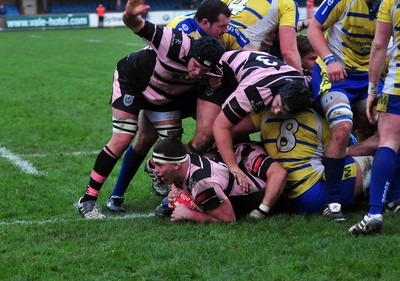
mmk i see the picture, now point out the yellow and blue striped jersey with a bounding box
[167,13,250,50]
[222,0,299,49]
[378,0,400,97]
[251,108,330,198]
[314,0,381,72]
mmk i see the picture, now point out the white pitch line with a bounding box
[85,39,103,43]
[0,146,41,175]
[0,213,155,226]
[26,151,99,158]
[126,43,146,47]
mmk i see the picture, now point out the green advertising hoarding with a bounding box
[5,14,89,29]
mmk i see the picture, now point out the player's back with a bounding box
[222,0,272,30]
[222,0,299,49]
[251,108,330,198]
[221,50,302,85]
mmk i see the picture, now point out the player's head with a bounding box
[152,137,188,165]
[152,137,188,183]
[188,36,225,77]
[195,0,231,24]
[195,0,231,38]
[277,80,312,114]
[297,35,317,75]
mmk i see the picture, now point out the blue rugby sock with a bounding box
[162,197,169,206]
[111,146,146,197]
[386,152,400,202]
[323,157,346,204]
[369,147,396,215]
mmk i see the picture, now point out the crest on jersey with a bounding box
[123,94,134,106]
[204,86,214,96]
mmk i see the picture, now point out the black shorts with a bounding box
[109,49,156,115]
[197,87,229,107]
[229,191,264,219]
[199,64,238,106]
[110,48,201,117]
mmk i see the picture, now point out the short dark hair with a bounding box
[278,81,312,113]
[297,35,314,58]
[195,0,231,24]
[153,137,187,158]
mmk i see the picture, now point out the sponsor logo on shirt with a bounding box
[171,33,183,46]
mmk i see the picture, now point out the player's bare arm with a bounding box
[307,19,346,83]
[366,21,392,124]
[123,0,149,33]
[171,199,236,223]
[213,112,253,190]
[279,25,303,74]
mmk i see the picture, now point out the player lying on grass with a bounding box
[151,137,287,222]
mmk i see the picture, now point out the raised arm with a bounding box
[122,0,149,33]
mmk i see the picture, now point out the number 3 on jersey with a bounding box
[227,0,250,16]
[277,119,298,152]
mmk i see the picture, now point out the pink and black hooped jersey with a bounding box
[134,21,210,106]
[219,50,306,124]
[185,143,272,212]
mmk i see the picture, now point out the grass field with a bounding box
[1,27,400,280]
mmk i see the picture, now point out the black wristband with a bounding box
[302,21,306,29]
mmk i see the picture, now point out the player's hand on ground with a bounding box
[125,0,149,16]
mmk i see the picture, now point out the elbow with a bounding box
[306,28,313,39]
[277,168,288,184]
[212,117,220,129]
[306,22,317,38]
[280,48,299,62]
[371,41,387,52]
[306,25,320,45]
